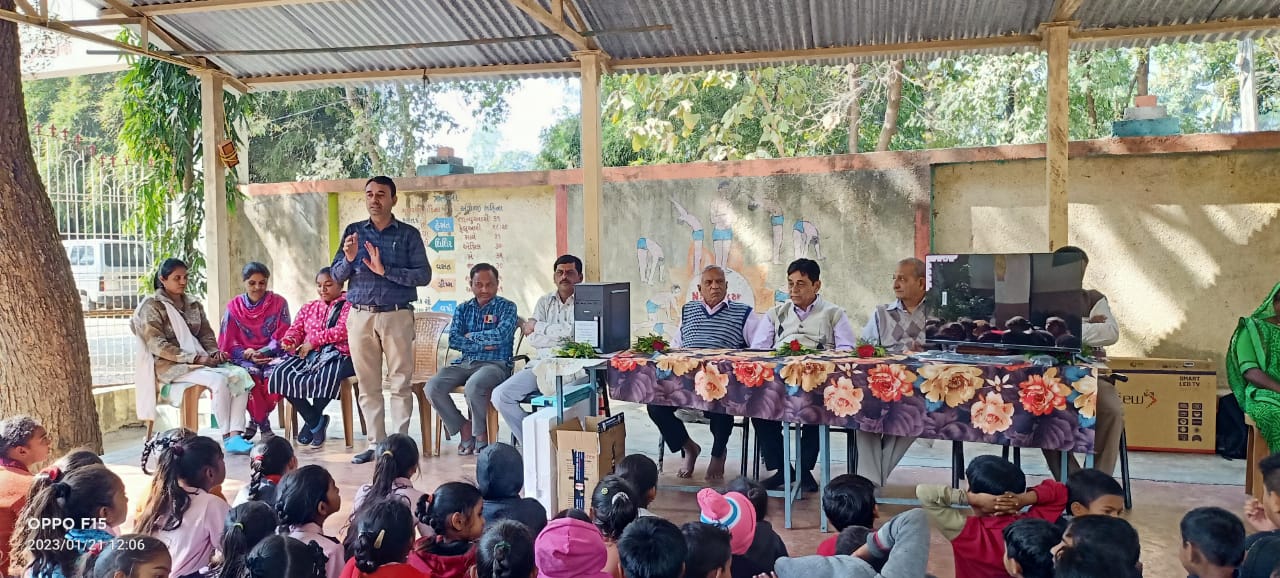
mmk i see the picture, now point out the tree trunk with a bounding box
[1135,48,1150,97]
[0,0,103,456]
[1082,53,1099,137]
[876,60,904,151]
[845,64,862,153]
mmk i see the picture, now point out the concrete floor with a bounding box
[100,398,1250,578]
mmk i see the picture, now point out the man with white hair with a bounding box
[649,265,770,480]
[857,257,931,487]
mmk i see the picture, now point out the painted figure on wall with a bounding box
[749,191,786,265]
[710,182,736,268]
[671,197,705,273]
[636,236,667,286]
[645,284,682,323]
[793,219,823,260]
[632,319,670,340]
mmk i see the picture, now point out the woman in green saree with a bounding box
[1229,283,1280,451]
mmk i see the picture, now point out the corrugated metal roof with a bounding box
[78,0,1280,88]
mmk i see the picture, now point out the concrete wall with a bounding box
[933,149,1280,388]
[230,192,331,309]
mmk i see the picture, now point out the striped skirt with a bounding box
[268,351,354,400]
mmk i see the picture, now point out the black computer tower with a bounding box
[574,282,631,353]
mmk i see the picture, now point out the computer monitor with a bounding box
[925,253,1087,351]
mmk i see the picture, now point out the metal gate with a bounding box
[31,125,158,388]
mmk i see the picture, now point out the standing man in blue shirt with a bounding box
[426,262,519,455]
[332,176,431,464]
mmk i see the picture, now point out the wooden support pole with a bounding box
[1044,24,1070,251]
[577,50,604,282]
[199,72,232,322]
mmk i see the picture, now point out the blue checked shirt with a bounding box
[331,218,431,307]
[449,295,518,364]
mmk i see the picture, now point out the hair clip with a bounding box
[233,523,244,530]
[374,529,385,549]
[252,455,263,462]
[88,542,105,556]
[381,450,394,457]
[171,444,185,457]
[600,487,609,495]
[41,466,61,481]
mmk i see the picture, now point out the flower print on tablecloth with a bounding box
[695,364,730,402]
[918,364,985,408]
[779,358,836,393]
[731,361,774,388]
[865,364,916,403]
[823,377,864,418]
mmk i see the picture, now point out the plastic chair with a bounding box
[143,382,207,441]
[410,312,451,457]
[283,376,365,448]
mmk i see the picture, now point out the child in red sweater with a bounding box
[0,416,51,576]
[343,499,428,578]
[814,474,876,556]
[409,482,483,578]
[917,455,1066,578]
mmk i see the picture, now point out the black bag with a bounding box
[1218,394,1248,460]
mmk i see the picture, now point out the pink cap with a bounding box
[535,518,613,578]
[697,488,757,556]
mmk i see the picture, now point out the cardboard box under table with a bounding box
[552,414,625,513]
[1110,357,1216,453]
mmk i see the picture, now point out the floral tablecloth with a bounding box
[607,349,1098,453]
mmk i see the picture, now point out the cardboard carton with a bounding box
[1109,357,1216,453]
[553,414,626,512]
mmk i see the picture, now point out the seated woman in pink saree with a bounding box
[219,261,291,439]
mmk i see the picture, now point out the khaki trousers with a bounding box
[855,432,917,488]
[348,308,415,447]
[1044,376,1124,478]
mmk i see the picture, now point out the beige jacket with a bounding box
[131,290,219,384]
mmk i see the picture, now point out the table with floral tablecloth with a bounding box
[606,349,1098,453]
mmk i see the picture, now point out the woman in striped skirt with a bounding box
[270,267,355,446]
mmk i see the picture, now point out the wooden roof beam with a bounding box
[1049,0,1085,23]
[241,60,581,88]
[507,0,599,53]
[1073,17,1280,43]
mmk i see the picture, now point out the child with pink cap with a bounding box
[535,517,613,578]
[697,488,766,578]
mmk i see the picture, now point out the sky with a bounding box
[429,78,579,163]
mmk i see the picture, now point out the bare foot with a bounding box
[677,440,701,479]
[705,455,726,481]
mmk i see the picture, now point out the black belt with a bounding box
[351,303,412,313]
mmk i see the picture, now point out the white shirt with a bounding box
[151,484,229,578]
[528,292,575,359]
[1083,297,1119,348]
[289,522,345,578]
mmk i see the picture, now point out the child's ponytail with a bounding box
[353,499,415,574]
[135,435,222,534]
[249,437,295,502]
[275,465,336,533]
[476,520,534,578]
[219,502,278,578]
[590,475,639,540]
[12,465,124,578]
[79,534,168,578]
[27,449,103,501]
[415,482,482,546]
[369,434,418,499]
[140,427,195,475]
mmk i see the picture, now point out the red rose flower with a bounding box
[732,361,774,387]
[1018,374,1069,416]
[789,340,802,352]
[653,341,666,352]
[610,355,639,372]
[857,344,877,358]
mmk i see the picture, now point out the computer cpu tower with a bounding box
[573,282,631,353]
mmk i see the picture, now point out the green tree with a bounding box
[117,32,253,295]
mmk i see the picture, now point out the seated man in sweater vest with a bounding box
[650,265,771,480]
[754,259,857,491]
[857,257,931,488]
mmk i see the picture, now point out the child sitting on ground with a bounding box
[1245,453,1280,549]
[617,517,687,578]
[834,527,872,555]
[234,436,296,507]
[344,499,426,578]
[13,464,128,578]
[816,474,876,556]
[135,435,230,578]
[212,502,278,578]
[680,523,732,578]
[479,443,548,535]
[696,489,760,578]
[535,514,612,578]
[591,476,640,578]
[616,454,660,519]
[79,535,171,578]
[277,465,345,578]
[348,434,431,550]
[724,477,787,572]
[1002,518,1061,578]
[475,520,536,578]
[1180,507,1245,578]
[244,535,330,578]
[410,482,484,578]
[1059,468,1125,530]
[0,415,51,576]
[773,509,932,578]
[916,455,1066,578]
[1058,515,1142,578]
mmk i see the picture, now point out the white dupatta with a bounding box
[134,299,208,421]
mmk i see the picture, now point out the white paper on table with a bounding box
[574,320,600,348]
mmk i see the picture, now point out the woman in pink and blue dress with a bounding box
[219,261,291,440]
[269,267,355,446]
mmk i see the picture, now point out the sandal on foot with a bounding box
[458,438,477,456]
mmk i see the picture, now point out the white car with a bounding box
[62,239,151,311]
